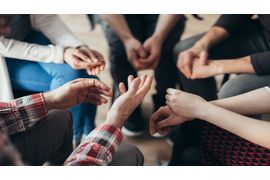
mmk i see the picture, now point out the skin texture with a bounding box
[150,87,270,149]
[64,46,106,76]
[43,78,112,110]
[100,14,181,71]
[106,75,153,128]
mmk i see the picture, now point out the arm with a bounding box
[141,14,183,69]
[31,15,84,48]
[211,87,270,115]
[0,93,49,135]
[99,15,147,70]
[99,14,133,42]
[199,102,270,149]
[65,75,153,166]
[164,88,270,150]
[190,56,255,79]
[152,14,182,44]
[0,36,64,63]
[0,78,112,135]
[178,14,251,78]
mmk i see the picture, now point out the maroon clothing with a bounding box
[201,123,270,166]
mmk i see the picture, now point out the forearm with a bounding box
[198,102,270,149]
[153,14,182,43]
[195,26,229,50]
[0,93,48,135]
[31,15,84,48]
[0,36,64,63]
[214,56,255,74]
[211,88,270,115]
[100,14,133,42]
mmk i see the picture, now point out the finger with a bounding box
[199,51,208,65]
[76,79,112,96]
[166,88,178,95]
[139,75,147,89]
[149,107,167,135]
[74,49,91,62]
[87,93,108,104]
[86,68,93,75]
[71,57,91,70]
[127,75,135,89]
[118,82,126,95]
[157,117,177,130]
[137,75,153,97]
[138,47,147,59]
[88,87,112,97]
[129,78,141,93]
[165,94,173,103]
[182,58,193,78]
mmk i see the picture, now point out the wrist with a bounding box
[194,41,209,51]
[195,101,212,120]
[42,91,56,111]
[152,33,165,44]
[105,110,126,129]
[122,33,135,44]
[211,60,225,75]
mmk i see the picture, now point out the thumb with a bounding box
[199,51,208,65]
[138,46,147,59]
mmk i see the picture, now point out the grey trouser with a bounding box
[10,109,143,166]
[170,19,270,166]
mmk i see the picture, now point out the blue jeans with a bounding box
[6,31,97,143]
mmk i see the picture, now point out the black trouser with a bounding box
[10,110,73,166]
[103,15,186,130]
[170,19,270,165]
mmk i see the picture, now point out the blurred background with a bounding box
[60,14,219,164]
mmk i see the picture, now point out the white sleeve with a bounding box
[0,36,64,63]
[30,14,85,48]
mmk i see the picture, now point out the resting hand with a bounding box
[123,37,148,70]
[165,88,206,119]
[64,47,105,75]
[149,106,190,136]
[43,78,112,110]
[106,75,153,128]
[191,59,223,79]
[139,35,162,70]
[177,44,208,78]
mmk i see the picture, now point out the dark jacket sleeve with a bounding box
[214,15,253,34]
[251,52,270,75]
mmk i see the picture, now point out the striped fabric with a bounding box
[65,124,123,166]
[0,93,48,135]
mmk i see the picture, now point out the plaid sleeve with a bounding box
[0,93,48,135]
[64,123,123,166]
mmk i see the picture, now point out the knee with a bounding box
[110,143,144,166]
[48,109,73,136]
[218,78,249,99]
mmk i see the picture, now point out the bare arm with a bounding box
[212,88,270,115]
[200,102,270,149]
[99,14,133,42]
[152,14,182,43]
[194,26,229,50]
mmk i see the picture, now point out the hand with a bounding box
[43,78,112,111]
[177,44,208,78]
[191,59,223,79]
[123,37,148,70]
[106,75,153,128]
[165,88,206,119]
[64,47,105,75]
[139,35,162,70]
[78,46,106,75]
[149,106,190,136]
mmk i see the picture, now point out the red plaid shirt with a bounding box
[0,93,123,166]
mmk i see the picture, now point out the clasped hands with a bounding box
[124,35,162,71]
[177,45,223,79]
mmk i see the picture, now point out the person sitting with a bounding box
[171,14,270,165]
[150,86,270,165]
[0,14,105,147]
[99,14,186,137]
[0,75,153,166]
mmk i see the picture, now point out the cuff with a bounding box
[86,123,123,155]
